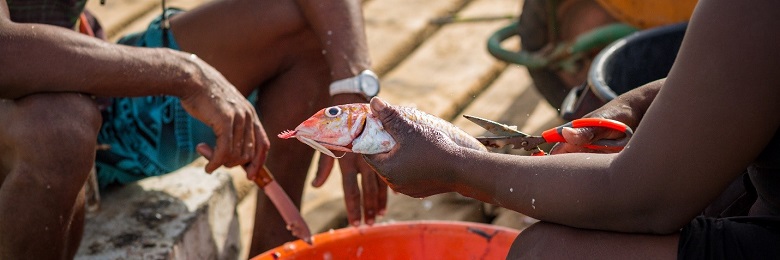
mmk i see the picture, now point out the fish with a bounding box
[278,103,487,158]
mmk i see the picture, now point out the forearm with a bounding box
[0,21,201,99]
[451,149,690,234]
[293,0,371,80]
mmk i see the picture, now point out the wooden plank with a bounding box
[377,0,520,121]
[363,0,470,75]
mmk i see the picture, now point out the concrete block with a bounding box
[76,167,241,260]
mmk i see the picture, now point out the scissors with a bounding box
[463,115,634,156]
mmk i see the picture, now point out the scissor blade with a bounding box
[463,115,530,137]
[255,166,313,244]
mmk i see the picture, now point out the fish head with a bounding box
[278,104,371,158]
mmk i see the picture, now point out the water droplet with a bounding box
[327,30,332,35]
[422,200,433,210]
[322,50,327,55]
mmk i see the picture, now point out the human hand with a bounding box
[362,98,462,198]
[179,54,270,180]
[549,97,639,155]
[314,153,387,226]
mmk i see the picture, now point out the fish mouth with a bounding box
[278,114,368,158]
[278,130,297,139]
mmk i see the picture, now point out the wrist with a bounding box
[168,50,207,99]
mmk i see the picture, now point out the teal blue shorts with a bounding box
[96,9,256,188]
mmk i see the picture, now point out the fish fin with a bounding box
[298,136,338,158]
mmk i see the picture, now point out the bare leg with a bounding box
[0,93,101,259]
[507,221,679,259]
[170,0,331,254]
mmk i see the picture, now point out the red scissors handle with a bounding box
[540,118,633,151]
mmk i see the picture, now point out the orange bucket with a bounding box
[252,221,521,259]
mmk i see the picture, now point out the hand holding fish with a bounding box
[279,97,487,198]
[296,94,388,226]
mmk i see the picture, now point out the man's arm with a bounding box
[292,0,387,226]
[0,7,203,99]
[367,0,780,234]
[0,0,268,178]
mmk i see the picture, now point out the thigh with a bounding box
[508,221,679,259]
[170,0,319,94]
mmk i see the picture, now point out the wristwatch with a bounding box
[329,70,380,99]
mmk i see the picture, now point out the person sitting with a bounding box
[363,0,780,258]
[0,0,385,258]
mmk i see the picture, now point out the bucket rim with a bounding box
[587,22,688,102]
[252,220,522,259]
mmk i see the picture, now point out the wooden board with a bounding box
[377,0,520,121]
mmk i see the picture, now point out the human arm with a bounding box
[365,0,780,234]
[292,0,387,226]
[0,2,268,178]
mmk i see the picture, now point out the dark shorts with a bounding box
[678,216,780,259]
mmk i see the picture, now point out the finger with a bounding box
[242,111,255,164]
[197,143,214,160]
[358,161,379,225]
[227,114,247,167]
[377,176,388,216]
[369,97,407,139]
[313,155,335,187]
[205,127,232,173]
[549,142,594,155]
[561,127,595,146]
[341,167,362,227]
[248,121,269,180]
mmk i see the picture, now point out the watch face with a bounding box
[360,75,380,97]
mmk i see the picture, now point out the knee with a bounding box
[9,93,101,167]
[506,222,565,259]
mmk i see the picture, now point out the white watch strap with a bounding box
[329,76,359,96]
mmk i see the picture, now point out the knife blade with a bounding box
[254,165,313,244]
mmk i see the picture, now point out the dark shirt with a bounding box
[8,0,87,28]
[748,128,780,215]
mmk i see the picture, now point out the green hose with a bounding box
[486,21,638,69]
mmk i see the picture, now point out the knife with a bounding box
[254,165,313,244]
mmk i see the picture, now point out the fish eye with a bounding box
[325,106,342,117]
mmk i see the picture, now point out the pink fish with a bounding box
[278,103,486,158]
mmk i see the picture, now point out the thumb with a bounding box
[561,127,595,146]
[369,97,410,139]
